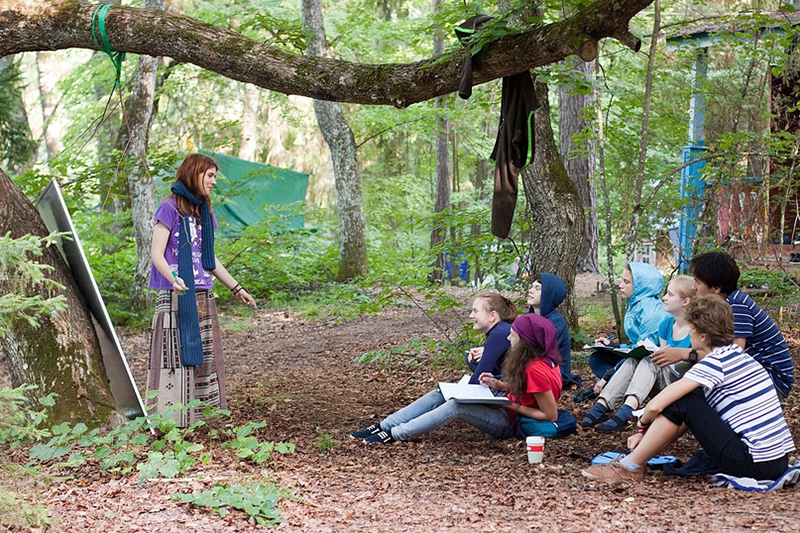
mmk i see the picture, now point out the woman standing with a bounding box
[147,153,256,426]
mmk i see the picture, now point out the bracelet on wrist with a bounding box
[231,283,241,293]
[637,425,649,434]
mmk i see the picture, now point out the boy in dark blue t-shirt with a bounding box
[651,252,793,398]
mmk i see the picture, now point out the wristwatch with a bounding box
[688,349,698,364]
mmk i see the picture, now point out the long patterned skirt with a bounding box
[147,289,227,427]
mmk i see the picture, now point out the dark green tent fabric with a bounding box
[201,151,309,237]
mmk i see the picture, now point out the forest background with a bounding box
[2,0,800,529]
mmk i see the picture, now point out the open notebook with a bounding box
[438,374,511,405]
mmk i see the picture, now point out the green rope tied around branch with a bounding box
[91,4,125,88]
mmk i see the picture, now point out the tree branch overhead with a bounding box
[0,0,652,107]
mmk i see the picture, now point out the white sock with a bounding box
[620,456,642,471]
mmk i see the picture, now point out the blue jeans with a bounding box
[381,389,514,441]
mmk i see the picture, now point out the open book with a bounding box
[582,338,659,361]
[438,374,511,405]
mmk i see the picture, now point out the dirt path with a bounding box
[39,288,800,531]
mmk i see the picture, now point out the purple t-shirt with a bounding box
[148,196,218,290]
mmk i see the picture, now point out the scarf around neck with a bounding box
[171,181,217,367]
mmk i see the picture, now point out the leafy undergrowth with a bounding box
[0,390,294,530]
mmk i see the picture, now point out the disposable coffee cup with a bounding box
[526,436,544,463]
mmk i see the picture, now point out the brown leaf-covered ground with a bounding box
[17,280,800,531]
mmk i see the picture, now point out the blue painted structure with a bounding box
[666,14,800,271]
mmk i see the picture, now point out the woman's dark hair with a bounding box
[684,294,735,348]
[501,335,545,400]
[475,292,517,322]
[173,153,218,217]
[688,252,739,295]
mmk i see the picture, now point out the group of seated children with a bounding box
[350,252,796,484]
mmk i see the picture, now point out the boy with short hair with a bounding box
[651,251,793,398]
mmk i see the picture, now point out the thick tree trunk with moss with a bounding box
[0,168,127,428]
[521,82,584,329]
[0,0,650,107]
[301,0,367,280]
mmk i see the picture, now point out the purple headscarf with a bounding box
[511,313,560,367]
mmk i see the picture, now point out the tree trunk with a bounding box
[0,0,650,107]
[301,0,367,281]
[34,52,64,163]
[428,0,450,284]
[559,56,599,273]
[117,0,163,313]
[624,0,660,260]
[238,83,260,162]
[521,81,584,329]
[0,56,37,175]
[594,57,624,339]
[0,168,127,428]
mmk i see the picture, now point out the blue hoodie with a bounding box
[530,273,580,387]
[621,262,667,348]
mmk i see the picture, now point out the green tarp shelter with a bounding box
[201,150,309,237]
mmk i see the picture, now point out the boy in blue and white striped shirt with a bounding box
[583,294,794,483]
[651,252,793,398]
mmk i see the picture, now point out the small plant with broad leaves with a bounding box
[0,386,295,524]
[172,481,285,526]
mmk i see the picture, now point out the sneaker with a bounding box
[363,430,395,445]
[350,424,381,439]
[574,388,598,403]
[581,458,645,483]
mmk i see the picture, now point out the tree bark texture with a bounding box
[301,0,367,281]
[0,55,36,174]
[558,56,599,273]
[594,58,624,338]
[0,168,127,428]
[429,0,450,283]
[238,83,260,162]
[35,52,64,163]
[0,0,650,107]
[117,0,163,313]
[521,82,584,330]
[624,0,659,260]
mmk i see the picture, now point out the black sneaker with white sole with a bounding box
[363,430,395,445]
[350,424,381,439]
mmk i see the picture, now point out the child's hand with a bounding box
[596,335,617,346]
[650,347,687,367]
[478,372,497,388]
[627,432,644,451]
[593,378,606,395]
[468,347,484,363]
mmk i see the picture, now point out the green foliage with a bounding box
[222,420,295,462]
[1,389,294,503]
[172,481,284,525]
[0,58,37,170]
[0,233,67,334]
[0,387,55,446]
[358,335,470,373]
[313,427,338,453]
[0,462,52,530]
